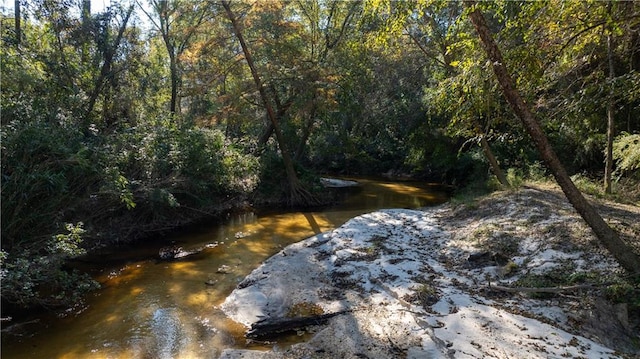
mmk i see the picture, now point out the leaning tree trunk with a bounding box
[473,119,510,187]
[256,87,293,151]
[222,0,318,206]
[466,3,640,275]
[479,134,510,187]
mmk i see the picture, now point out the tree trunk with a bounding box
[256,88,292,151]
[14,0,20,46]
[473,118,509,187]
[466,3,640,275]
[159,13,178,115]
[222,0,318,206]
[257,122,275,149]
[153,0,179,116]
[604,29,615,194]
[169,51,179,115]
[81,0,91,62]
[479,134,509,187]
[143,0,205,118]
[295,101,317,161]
[82,0,91,35]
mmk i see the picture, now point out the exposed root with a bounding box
[287,179,322,207]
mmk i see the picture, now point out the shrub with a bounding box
[0,223,99,308]
[506,168,525,188]
[613,132,640,178]
[570,173,603,197]
[104,120,259,209]
[1,118,101,250]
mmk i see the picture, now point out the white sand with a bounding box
[220,188,637,358]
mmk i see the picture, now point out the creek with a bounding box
[1,178,448,359]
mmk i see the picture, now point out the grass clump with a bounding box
[513,262,577,299]
[403,283,440,310]
[286,302,324,317]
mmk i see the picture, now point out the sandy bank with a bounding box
[219,186,639,358]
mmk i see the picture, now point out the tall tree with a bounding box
[604,32,615,193]
[405,1,510,186]
[85,5,135,119]
[80,0,91,61]
[242,0,358,161]
[291,0,360,161]
[81,0,91,34]
[466,2,640,275]
[138,0,208,115]
[221,0,318,206]
[604,2,616,194]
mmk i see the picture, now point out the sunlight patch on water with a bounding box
[185,291,210,307]
[129,286,144,296]
[169,261,202,276]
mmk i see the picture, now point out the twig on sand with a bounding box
[484,282,611,294]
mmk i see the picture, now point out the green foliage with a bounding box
[605,282,640,308]
[505,168,525,188]
[613,133,640,177]
[0,223,99,308]
[252,148,316,204]
[513,264,580,299]
[50,223,87,257]
[104,119,259,207]
[1,92,259,308]
[449,150,499,203]
[1,116,101,250]
[252,149,289,203]
[564,167,640,205]
[527,162,549,182]
[103,167,137,210]
[571,173,606,198]
[405,125,468,182]
[1,107,259,307]
[306,21,440,177]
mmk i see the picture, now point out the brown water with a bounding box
[1,178,448,359]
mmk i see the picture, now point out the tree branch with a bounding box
[485,283,609,294]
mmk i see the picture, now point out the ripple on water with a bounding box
[150,308,185,359]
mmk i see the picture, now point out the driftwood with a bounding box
[246,310,351,340]
[159,243,218,261]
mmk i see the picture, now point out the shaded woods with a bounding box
[1,0,639,310]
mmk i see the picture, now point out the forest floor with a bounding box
[218,183,640,359]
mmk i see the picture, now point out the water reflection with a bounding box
[1,178,448,359]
